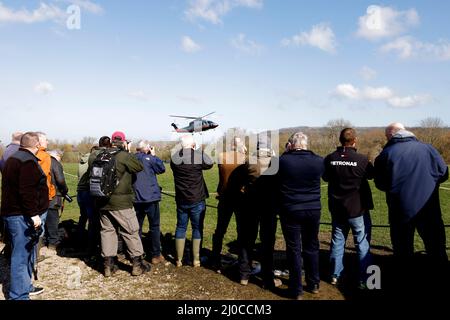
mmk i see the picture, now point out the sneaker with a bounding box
[240,279,249,286]
[29,287,45,296]
[331,276,338,285]
[274,278,283,288]
[151,255,166,265]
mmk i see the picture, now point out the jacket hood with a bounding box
[392,129,416,139]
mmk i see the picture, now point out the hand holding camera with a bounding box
[31,215,41,229]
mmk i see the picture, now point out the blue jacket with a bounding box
[374,130,448,221]
[133,152,166,203]
[278,149,324,212]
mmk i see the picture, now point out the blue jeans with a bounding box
[134,201,162,257]
[175,201,205,240]
[3,215,38,300]
[330,212,372,282]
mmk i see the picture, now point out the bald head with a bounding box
[181,135,195,149]
[385,122,405,140]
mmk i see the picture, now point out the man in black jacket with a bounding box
[170,135,213,267]
[1,132,49,300]
[323,128,373,289]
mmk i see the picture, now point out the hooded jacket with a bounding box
[374,130,448,222]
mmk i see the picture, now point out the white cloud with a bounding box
[34,82,54,95]
[181,36,202,53]
[0,1,103,24]
[0,2,66,24]
[380,36,450,61]
[185,0,263,25]
[357,5,419,41]
[333,83,429,108]
[362,86,394,100]
[128,91,150,101]
[62,0,104,14]
[387,95,431,108]
[231,33,264,55]
[281,23,337,54]
[360,66,377,81]
[334,84,360,99]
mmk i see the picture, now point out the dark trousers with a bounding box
[236,202,259,281]
[45,208,60,246]
[134,201,162,257]
[236,197,277,285]
[212,196,236,260]
[389,188,448,270]
[77,191,101,254]
[280,209,321,296]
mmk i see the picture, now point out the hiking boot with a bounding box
[29,287,45,296]
[306,283,319,294]
[151,255,166,265]
[131,256,151,276]
[104,257,118,277]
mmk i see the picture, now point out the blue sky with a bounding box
[1,0,450,144]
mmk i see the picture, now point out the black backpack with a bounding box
[90,149,120,198]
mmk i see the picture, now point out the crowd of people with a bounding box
[0,123,448,300]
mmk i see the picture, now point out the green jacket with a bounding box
[77,148,103,192]
[100,148,144,211]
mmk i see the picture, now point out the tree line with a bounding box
[1,117,449,163]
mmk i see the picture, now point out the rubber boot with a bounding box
[175,238,185,267]
[192,239,201,267]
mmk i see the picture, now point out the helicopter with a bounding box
[170,112,219,133]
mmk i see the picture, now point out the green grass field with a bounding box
[58,163,450,254]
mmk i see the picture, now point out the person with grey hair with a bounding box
[44,150,69,252]
[133,140,166,264]
[170,134,213,267]
[0,131,23,172]
[278,132,324,299]
[374,123,449,288]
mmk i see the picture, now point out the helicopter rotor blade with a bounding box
[200,111,215,119]
[169,115,199,120]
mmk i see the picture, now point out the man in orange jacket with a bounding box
[36,132,56,202]
[35,132,55,253]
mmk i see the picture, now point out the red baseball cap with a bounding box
[111,131,126,142]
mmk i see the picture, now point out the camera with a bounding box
[28,227,43,245]
[64,194,73,203]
